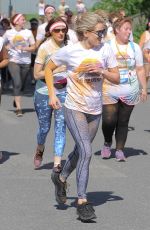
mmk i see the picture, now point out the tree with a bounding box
[92,0,150,17]
[140,0,150,17]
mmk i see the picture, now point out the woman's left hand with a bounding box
[140,89,147,102]
[86,64,103,76]
[49,95,62,109]
[15,46,26,52]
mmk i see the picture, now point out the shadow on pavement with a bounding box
[22,108,35,114]
[123,147,148,157]
[0,151,20,164]
[94,147,148,158]
[87,191,123,206]
[53,191,123,213]
[36,159,66,170]
[144,129,150,132]
[69,191,123,207]
[8,108,35,114]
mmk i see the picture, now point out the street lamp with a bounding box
[8,0,13,18]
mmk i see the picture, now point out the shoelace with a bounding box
[60,181,70,195]
[79,202,94,211]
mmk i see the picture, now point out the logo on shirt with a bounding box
[74,58,103,82]
[116,52,131,69]
[13,35,26,48]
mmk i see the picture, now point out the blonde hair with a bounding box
[74,12,105,41]
[94,9,109,23]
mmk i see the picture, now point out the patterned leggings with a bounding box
[34,91,66,157]
[61,107,101,199]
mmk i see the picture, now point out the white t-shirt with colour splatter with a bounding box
[51,42,117,115]
[3,28,35,64]
[36,22,47,42]
[103,38,143,105]
[35,38,67,95]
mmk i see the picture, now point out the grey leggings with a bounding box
[8,62,30,96]
[61,107,101,199]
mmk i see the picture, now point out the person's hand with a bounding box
[86,63,104,76]
[143,49,150,62]
[49,95,62,109]
[140,89,147,102]
[148,56,150,63]
[15,46,26,52]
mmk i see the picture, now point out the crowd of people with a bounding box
[0,0,149,222]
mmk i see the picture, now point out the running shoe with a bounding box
[101,145,111,159]
[16,109,23,117]
[53,164,62,173]
[77,202,97,221]
[115,150,126,162]
[51,171,67,204]
[34,147,44,169]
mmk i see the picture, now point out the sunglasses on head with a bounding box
[91,29,107,38]
[52,28,67,33]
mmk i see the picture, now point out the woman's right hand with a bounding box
[49,95,62,109]
[143,49,150,62]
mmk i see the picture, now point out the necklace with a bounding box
[115,39,129,68]
[115,39,133,85]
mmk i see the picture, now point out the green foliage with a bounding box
[92,2,102,11]
[140,0,150,17]
[25,14,38,21]
[91,0,149,43]
[133,22,146,43]
[92,0,150,17]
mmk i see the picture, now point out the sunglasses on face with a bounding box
[91,29,107,38]
[52,28,67,33]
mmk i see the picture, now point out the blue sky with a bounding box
[48,0,99,10]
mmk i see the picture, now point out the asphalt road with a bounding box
[0,83,150,230]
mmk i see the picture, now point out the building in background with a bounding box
[0,0,99,17]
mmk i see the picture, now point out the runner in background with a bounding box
[101,17,147,161]
[58,0,69,16]
[139,18,150,82]
[29,18,39,85]
[36,4,56,49]
[37,0,45,23]
[33,17,68,170]
[3,14,35,117]
[0,36,9,160]
[76,0,87,17]
[0,17,12,90]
